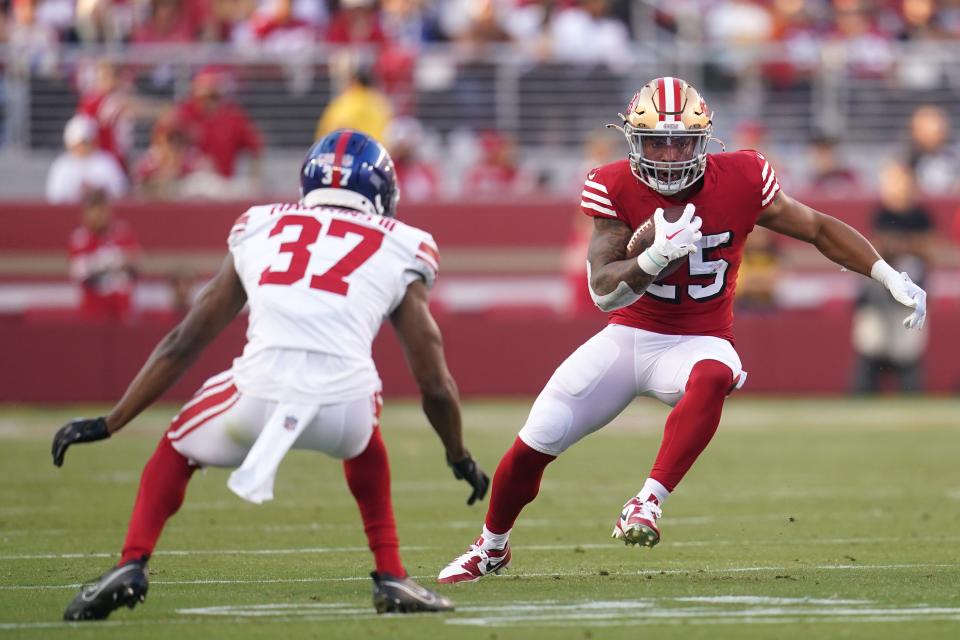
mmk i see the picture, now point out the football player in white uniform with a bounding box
[52,130,489,619]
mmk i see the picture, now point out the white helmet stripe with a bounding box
[662,76,676,122]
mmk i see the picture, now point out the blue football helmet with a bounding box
[300,129,400,218]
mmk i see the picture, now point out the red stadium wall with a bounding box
[2,199,959,402]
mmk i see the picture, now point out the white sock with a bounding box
[481,525,510,550]
[637,478,670,506]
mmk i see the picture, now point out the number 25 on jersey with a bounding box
[259,215,383,296]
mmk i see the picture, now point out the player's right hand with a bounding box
[51,417,110,467]
[448,454,490,506]
[651,203,702,263]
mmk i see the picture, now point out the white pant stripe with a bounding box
[168,392,239,440]
[173,378,235,421]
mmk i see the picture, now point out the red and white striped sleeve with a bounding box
[756,152,781,209]
[410,235,439,288]
[227,208,254,250]
[580,170,621,220]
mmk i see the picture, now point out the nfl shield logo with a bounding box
[283,415,298,431]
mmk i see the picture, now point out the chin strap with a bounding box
[708,137,726,152]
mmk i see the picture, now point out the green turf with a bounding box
[1,398,959,639]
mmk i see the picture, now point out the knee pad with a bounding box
[518,392,574,456]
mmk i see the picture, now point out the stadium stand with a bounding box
[3,0,960,396]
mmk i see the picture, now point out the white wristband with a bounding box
[637,248,667,276]
[870,259,899,288]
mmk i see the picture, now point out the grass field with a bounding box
[1,397,959,639]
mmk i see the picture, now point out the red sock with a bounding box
[484,437,556,535]
[650,359,733,491]
[343,428,405,577]
[120,436,196,564]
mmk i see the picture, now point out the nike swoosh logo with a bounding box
[382,580,438,604]
[588,171,597,180]
[79,565,139,602]
[484,559,506,573]
[665,230,683,240]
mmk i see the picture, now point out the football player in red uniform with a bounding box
[438,76,927,583]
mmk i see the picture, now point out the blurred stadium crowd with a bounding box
[3,0,960,394]
[2,0,960,200]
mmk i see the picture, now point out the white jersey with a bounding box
[227,202,439,404]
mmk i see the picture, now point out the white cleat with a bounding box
[437,536,511,584]
[611,495,662,547]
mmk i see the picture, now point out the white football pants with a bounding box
[518,324,745,456]
[165,370,380,467]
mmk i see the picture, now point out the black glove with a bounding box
[448,454,490,506]
[52,417,110,467]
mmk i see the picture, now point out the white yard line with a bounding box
[10,597,960,629]
[6,534,960,561]
[2,563,957,592]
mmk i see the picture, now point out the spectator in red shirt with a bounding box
[247,0,317,42]
[76,59,167,171]
[327,0,388,45]
[562,206,596,316]
[131,0,199,43]
[463,130,535,197]
[384,116,439,202]
[67,189,140,321]
[76,59,135,170]
[133,114,199,200]
[174,69,263,181]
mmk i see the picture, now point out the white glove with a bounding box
[637,203,703,275]
[871,260,927,329]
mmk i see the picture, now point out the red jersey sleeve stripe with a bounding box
[416,254,439,273]
[581,200,617,217]
[417,241,439,265]
[761,182,781,207]
[581,190,613,206]
[584,178,608,194]
[761,168,778,198]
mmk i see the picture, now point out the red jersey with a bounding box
[68,222,140,320]
[77,90,131,169]
[174,99,262,177]
[580,150,781,342]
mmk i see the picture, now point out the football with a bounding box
[625,205,689,281]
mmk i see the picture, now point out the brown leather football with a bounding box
[625,205,688,281]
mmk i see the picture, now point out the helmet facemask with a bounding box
[607,77,716,196]
[624,126,711,196]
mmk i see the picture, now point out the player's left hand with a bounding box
[51,417,110,467]
[886,272,927,329]
[448,454,490,506]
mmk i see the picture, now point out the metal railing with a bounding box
[2,41,959,193]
